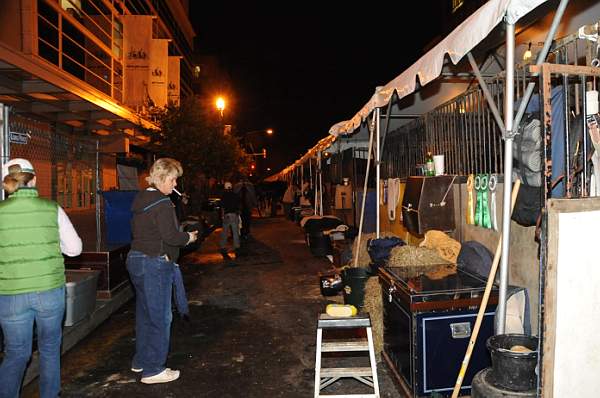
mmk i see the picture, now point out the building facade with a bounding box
[0,0,195,247]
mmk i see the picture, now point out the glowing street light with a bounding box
[245,128,274,137]
[215,97,226,117]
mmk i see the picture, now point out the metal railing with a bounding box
[37,0,124,100]
[381,30,599,182]
[381,84,506,179]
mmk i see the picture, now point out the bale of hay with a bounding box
[349,232,377,267]
[386,245,452,279]
[419,230,461,263]
[363,276,383,361]
[388,245,449,267]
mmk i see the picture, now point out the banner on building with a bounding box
[148,39,169,108]
[122,15,153,109]
[167,56,181,106]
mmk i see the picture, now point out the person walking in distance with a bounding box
[234,175,257,240]
[219,182,241,260]
[0,158,83,398]
[127,158,198,384]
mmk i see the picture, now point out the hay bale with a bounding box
[386,245,452,279]
[349,232,377,267]
[363,276,383,361]
[388,245,449,267]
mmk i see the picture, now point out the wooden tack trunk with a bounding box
[378,266,497,397]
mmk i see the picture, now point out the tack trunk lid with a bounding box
[401,176,456,235]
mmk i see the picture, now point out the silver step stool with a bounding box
[314,313,380,398]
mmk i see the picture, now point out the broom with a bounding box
[450,179,521,398]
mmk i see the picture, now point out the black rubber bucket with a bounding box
[319,272,342,296]
[472,368,537,398]
[487,334,539,391]
[341,268,370,308]
[292,207,302,223]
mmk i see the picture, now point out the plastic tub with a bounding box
[101,190,137,244]
[64,269,100,327]
[487,334,539,391]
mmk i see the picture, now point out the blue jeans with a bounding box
[0,286,65,398]
[127,251,174,377]
[220,213,240,250]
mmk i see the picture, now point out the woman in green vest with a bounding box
[0,158,82,398]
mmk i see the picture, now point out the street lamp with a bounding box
[244,128,274,137]
[242,129,273,177]
[215,97,225,118]
[242,129,274,152]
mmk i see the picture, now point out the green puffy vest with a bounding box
[0,187,65,294]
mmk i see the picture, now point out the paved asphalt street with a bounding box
[22,214,401,397]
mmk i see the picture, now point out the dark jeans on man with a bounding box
[240,207,252,238]
[126,251,174,378]
[0,286,65,398]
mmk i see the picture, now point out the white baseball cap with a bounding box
[2,158,35,178]
[224,182,233,190]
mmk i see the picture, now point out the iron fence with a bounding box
[381,31,598,182]
[6,110,111,247]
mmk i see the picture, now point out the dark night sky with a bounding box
[189,5,443,172]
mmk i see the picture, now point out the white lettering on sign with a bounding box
[9,131,28,145]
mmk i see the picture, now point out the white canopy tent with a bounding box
[267,0,569,346]
[324,0,569,347]
[329,0,547,137]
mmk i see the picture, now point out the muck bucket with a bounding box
[341,267,370,308]
[487,334,539,391]
[319,272,342,296]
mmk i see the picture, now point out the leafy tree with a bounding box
[149,97,250,184]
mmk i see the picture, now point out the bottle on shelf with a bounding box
[425,151,435,176]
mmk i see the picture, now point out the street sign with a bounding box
[9,131,28,145]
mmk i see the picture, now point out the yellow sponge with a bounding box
[326,304,357,317]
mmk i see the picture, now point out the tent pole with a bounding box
[318,151,323,216]
[353,117,376,268]
[309,157,313,190]
[497,20,515,335]
[376,107,381,238]
[466,52,505,132]
[513,0,569,130]
[497,0,569,335]
[379,100,394,159]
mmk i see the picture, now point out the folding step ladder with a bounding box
[314,313,380,398]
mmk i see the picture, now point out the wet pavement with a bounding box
[22,215,402,397]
